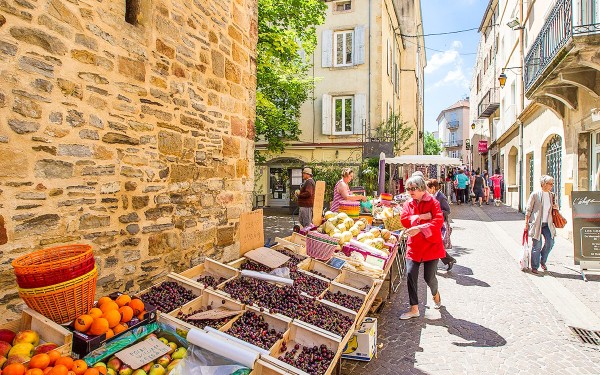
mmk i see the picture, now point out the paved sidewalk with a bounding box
[341,203,600,375]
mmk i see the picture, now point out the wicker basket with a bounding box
[306,231,338,261]
[383,215,403,231]
[18,266,98,324]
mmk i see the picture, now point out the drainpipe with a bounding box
[518,0,525,212]
[368,0,371,141]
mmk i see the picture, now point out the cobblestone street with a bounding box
[263,204,600,374]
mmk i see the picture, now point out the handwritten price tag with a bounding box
[115,336,171,369]
[240,209,264,255]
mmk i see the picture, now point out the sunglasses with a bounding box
[406,187,418,192]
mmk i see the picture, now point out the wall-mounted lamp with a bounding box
[506,18,524,30]
[471,122,476,130]
[498,67,522,88]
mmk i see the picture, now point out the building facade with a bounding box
[436,99,470,164]
[0,0,257,320]
[255,0,425,207]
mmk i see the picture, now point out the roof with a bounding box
[435,99,470,122]
[383,155,462,166]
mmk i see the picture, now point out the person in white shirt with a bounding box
[524,175,559,274]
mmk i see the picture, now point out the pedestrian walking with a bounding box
[454,169,469,204]
[427,179,457,271]
[524,175,558,274]
[483,171,491,205]
[295,167,315,227]
[399,176,445,319]
[471,170,487,207]
[330,168,367,212]
[490,168,504,204]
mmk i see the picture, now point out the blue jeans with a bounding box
[531,223,554,270]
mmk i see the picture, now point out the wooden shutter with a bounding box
[354,25,365,65]
[322,29,333,68]
[353,93,366,134]
[322,94,332,135]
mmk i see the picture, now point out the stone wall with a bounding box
[0,0,257,321]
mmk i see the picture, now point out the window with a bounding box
[125,0,141,25]
[334,31,354,67]
[579,0,596,25]
[335,0,352,12]
[334,96,353,134]
[394,64,399,94]
[386,40,391,76]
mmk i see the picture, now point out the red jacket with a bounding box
[401,192,445,262]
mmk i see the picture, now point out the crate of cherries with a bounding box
[223,307,289,351]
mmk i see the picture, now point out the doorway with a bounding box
[592,131,600,190]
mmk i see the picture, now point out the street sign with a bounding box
[478,140,488,153]
[571,191,600,280]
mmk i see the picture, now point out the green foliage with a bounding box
[374,113,414,155]
[255,0,327,155]
[424,131,442,155]
[359,157,381,197]
[309,161,361,207]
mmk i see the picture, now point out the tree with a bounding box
[255,0,327,159]
[424,131,442,155]
[374,113,414,155]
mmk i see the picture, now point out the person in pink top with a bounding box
[330,168,367,212]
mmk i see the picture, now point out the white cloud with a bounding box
[425,50,459,74]
[434,67,467,88]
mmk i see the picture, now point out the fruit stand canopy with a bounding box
[381,154,462,166]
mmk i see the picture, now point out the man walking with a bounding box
[296,167,315,227]
[454,169,469,205]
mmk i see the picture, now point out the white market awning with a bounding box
[382,154,462,166]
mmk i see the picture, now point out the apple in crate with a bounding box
[13,330,39,346]
[132,371,147,375]
[8,343,34,358]
[148,364,166,375]
[142,362,154,372]
[33,343,58,355]
[107,357,122,372]
[0,341,12,357]
[156,354,170,368]
[0,330,16,345]
[119,365,133,375]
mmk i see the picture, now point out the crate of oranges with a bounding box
[69,293,158,357]
[4,350,104,375]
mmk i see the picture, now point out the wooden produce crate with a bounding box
[272,237,306,256]
[262,322,342,375]
[294,298,356,344]
[320,281,368,317]
[250,359,291,375]
[167,288,244,334]
[297,258,341,281]
[282,232,306,249]
[0,308,72,364]
[178,258,239,290]
[138,273,204,314]
[334,269,376,296]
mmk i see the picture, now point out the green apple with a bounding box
[148,364,166,375]
[166,359,180,373]
[166,342,177,355]
[171,347,186,360]
[119,365,133,375]
[107,368,117,375]
[132,370,147,375]
[158,337,169,345]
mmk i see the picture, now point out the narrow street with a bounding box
[264,204,600,375]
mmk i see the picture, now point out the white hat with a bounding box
[302,167,313,176]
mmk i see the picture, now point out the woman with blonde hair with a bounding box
[330,168,367,212]
[525,175,558,274]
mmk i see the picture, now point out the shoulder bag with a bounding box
[551,193,567,228]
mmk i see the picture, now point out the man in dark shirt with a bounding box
[296,167,315,227]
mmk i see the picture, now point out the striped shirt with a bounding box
[330,179,348,212]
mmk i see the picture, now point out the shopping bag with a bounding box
[441,222,452,250]
[520,230,530,271]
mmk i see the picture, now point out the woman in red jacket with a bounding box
[399,176,446,319]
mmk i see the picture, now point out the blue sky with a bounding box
[421,0,489,133]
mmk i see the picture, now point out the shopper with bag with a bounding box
[399,176,445,319]
[525,175,558,274]
[427,178,457,271]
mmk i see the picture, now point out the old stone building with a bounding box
[0,0,257,321]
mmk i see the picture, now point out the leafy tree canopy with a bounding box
[423,131,442,155]
[374,113,414,155]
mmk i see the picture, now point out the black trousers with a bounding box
[406,259,439,306]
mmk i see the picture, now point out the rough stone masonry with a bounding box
[0,0,258,321]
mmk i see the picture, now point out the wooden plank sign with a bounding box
[244,247,290,269]
[240,209,265,256]
[313,181,326,226]
[186,308,242,321]
[116,336,171,369]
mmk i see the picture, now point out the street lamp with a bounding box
[471,122,476,130]
[498,71,508,88]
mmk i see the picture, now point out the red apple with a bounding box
[0,330,16,345]
[0,341,11,357]
[33,343,58,355]
[13,330,39,346]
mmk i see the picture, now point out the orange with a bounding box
[55,357,74,371]
[136,310,146,320]
[29,354,51,370]
[72,360,87,375]
[4,363,27,375]
[88,308,103,319]
[118,306,133,323]
[26,369,44,375]
[112,323,128,335]
[88,318,109,336]
[104,329,114,340]
[101,310,121,328]
[68,372,76,375]
[99,301,119,314]
[128,299,144,316]
[115,295,131,308]
[47,351,62,366]
[83,369,99,375]
[96,297,112,308]
[92,366,106,375]
[48,365,68,375]
[74,315,93,333]
[43,368,53,375]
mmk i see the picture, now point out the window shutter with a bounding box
[354,25,365,65]
[386,39,390,75]
[322,94,332,135]
[322,30,333,68]
[353,93,366,134]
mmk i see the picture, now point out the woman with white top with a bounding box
[524,175,558,274]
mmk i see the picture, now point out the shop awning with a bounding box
[382,154,462,166]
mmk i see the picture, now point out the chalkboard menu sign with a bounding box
[571,192,600,264]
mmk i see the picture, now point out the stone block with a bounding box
[225,59,241,83]
[12,95,42,119]
[0,215,7,245]
[118,56,146,82]
[80,214,110,230]
[14,214,60,238]
[236,159,249,178]
[66,110,85,127]
[34,159,73,178]
[170,164,198,182]
[145,206,174,220]
[126,224,140,235]
[75,33,98,51]
[48,0,83,31]
[8,119,40,134]
[222,136,240,158]
[119,212,139,223]
[57,78,83,99]
[0,40,17,56]
[216,226,235,247]
[57,144,92,157]
[120,166,143,178]
[180,114,204,129]
[102,132,140,145]
[100,181,120,194]
[156,38,175,58]
[211,50,225,78]
[158,130,183,156]
[19,56,54,78]
[31,79,53,93]
[132,196,149,209]
[15,192,45,200]
[81,165,115,176]
[10,26,67,55]
[78,72,109,84]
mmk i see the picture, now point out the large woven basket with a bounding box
[383,215,403,231]
[18,266,98,324]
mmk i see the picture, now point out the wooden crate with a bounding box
[249,359,290,375]
[272,237,306,256]
[334,268,375,295]
[282,232,306,249]
[262,322,342,375]
[167,288,244,333]
[294,298,356,345]
[178,258,239,289]
[0,308,72,363]
[138,273,204,314]
[297,258,341,281]
[321,281,368,316]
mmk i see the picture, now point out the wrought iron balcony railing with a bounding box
[447,120,460,129]
[477,87,500,118]
[443,140,463,148]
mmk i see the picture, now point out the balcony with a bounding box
[443,140,463,148]
[477,88,500,118]
[447,120,460,129]
[524,0,600,97]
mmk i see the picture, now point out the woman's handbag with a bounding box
[520,230,530,271]
[551,193,567,228]
[442,222,452,250]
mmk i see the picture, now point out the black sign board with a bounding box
[571,191,600,264]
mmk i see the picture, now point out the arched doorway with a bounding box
[544,135,562,207]
[265,157,305,208]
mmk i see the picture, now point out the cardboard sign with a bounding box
[115,336,171,369]
[312,181,326,226]
[240,209,264,256]
[244,247,290,269]
[187,308,241,321]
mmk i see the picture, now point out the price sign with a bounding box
[116,336,171,369]
[312,181,326,226]
[240,209,264,256]
[327,257,346,270]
